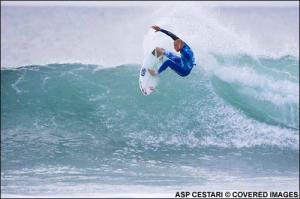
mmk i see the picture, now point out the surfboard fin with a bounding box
[152,49,156,56]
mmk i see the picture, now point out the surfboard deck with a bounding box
[139,49,166,96]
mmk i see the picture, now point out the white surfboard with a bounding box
[139,49,166,96]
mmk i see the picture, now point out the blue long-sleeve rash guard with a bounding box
[158,28,196,76]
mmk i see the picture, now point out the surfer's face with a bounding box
[174,39,183,52]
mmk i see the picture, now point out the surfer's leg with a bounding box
[158,59,189,76]
[157,60,171,74]
[164,51,181,64]
[158,60,182,74]
[158,50,189,76]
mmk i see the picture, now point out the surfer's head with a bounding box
[174,39,184,52]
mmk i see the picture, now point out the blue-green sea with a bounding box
[1,2,299,197]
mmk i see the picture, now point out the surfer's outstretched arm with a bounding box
[152,25,179,41]
[160,29,179,41]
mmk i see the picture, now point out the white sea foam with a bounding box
[1,2,298,68]
[2,178,299,198]
[213,66,299,105]
[2,166,299,197]
[127,97,299,149]
[143,2,299,63]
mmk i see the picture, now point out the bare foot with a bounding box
[155,47,165,57]
[148,69,157,76]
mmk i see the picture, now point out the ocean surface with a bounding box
[1,2,299,197]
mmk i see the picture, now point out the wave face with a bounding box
[1,62,299,196]
[1,3,299,197]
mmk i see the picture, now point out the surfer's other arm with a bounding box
[151,25,179,40]
[152,25,184,52]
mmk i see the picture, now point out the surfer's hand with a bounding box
[152,25,160,32]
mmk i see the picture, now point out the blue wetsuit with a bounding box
[157,29,196,77]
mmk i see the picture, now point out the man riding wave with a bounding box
[148,25,196,77]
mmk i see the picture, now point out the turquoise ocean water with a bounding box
[1,3,299,197]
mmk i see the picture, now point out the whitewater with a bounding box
[1,1,299,197]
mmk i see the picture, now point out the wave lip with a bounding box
[210,54,299,130]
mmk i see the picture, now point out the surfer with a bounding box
[148,25,196,77]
